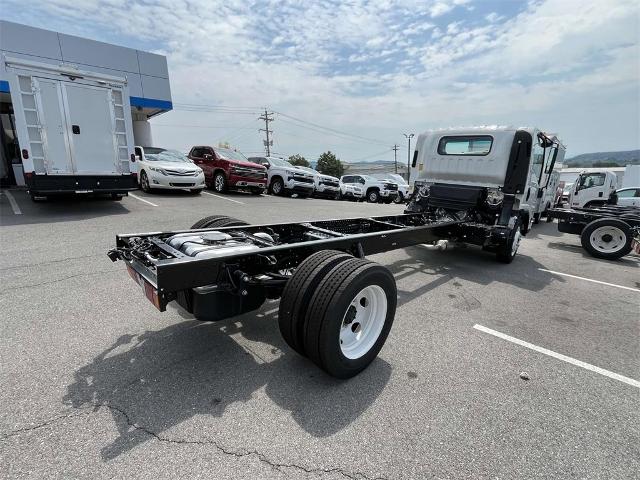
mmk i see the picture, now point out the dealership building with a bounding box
[0,20,172,187]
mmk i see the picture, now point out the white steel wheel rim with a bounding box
[215,175,224,191]
[511,229,522,256]
[340,285,387,359]
[272,180,282,193]
[590,226,626,253]
[141,173,149,189]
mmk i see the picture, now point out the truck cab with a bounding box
[409,126,562,233]
[188,146,267,195]
[568,171,617,209]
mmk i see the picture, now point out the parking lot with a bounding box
[1,188,638,479]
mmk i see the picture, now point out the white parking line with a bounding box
[202,191,245,205]
[128,193,158,207]
[1,190,22,215]
[474,324,640,389]
[539,268,640,293]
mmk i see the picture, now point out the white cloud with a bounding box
[5,0,639,158]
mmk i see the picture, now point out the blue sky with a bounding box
[2,0,639,161]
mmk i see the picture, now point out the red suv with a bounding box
[188,146,267,195]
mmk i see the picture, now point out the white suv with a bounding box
[373,173,409,204]
[248,156,315,198]
[299,166,341,199]
[340,174,399,203]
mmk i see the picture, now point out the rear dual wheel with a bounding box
[580,218,633,260]
[190,215,248,229]
[279,251,397,378]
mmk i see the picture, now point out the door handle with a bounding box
[72,125,80,134]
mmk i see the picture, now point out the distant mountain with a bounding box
[564,150,639,167]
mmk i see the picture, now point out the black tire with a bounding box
[140,171,151,193]
[211,217,249,227]
[213,172,228,193]
[533,212,540,224]
[190,215,230,229]
[496,219,523,264]
[366,189,380,203]
[520,212,531,235]
[393,193,404,204]
[580,218,633,260]
[270,177,285,196]
[250,188,264,195]
[303,258,397,379]
[278,251,353,356]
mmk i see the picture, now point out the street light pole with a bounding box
[403,133,414,182]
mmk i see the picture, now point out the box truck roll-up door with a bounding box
[62,83,119,174]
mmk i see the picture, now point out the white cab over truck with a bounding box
[568,171,618,209]
[409,126,563,234]
[2,55,136,200]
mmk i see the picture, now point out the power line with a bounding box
[274,111,391,147]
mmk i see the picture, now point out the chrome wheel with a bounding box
[140,171,150,192]
[340,285,387,359]
[214,173,225,192]
[589,226,626,254]
[272,179,283,195]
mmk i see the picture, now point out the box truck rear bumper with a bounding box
[26,174,137,195]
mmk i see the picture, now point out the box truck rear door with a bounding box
[62,83,119,174]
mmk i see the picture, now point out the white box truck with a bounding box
[2,56,136,200]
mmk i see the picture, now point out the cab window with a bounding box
[578,173,606,190]
[438,136,493,156]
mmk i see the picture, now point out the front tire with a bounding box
[140,171,151,193]
[366,189,380,203]
[270,177,285,196]
[393,193,404,204]
[580,218,633,260]
[303,258,397,378]
[496,219,523,263]
[213,172,228,193]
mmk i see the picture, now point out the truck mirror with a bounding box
[203,154,212,160]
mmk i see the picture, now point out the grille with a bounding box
[170,182,196,187]
[232,168,266,179]
[384,183,398,191]
[321,180,339,187]
[293,175,314,184]
[164,169,199,176]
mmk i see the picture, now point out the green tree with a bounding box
[288,154,309,167]
[316,151,344,177]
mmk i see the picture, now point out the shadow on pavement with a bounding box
[1,190,130,226]
[386,244,562,297]
[64,306,391,460]
[547,241,639,268]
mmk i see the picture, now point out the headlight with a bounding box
[285,169,296,176]
[149,166,167,175]
[486,188,504,205]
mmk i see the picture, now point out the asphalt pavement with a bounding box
[1,188,638,479]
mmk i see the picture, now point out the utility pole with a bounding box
[259,109,274,156]
[403,133,414,182]
[392,144,399,174]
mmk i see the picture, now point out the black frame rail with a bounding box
[112,213,463,309]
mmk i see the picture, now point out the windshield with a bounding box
[299,166,317,174]
[145,149,191,163]
[269,158,294,168]
[372,173,405,185]
[216,148,248,162]
[578,173,605,190]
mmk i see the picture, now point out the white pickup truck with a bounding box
[298,166,341,199]
[247,156,315,198]
[340,174,399,203]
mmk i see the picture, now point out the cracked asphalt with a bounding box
[1,189,639,479]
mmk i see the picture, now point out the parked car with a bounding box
[188,146,267,195]
[298,166,341,199]
[613,187,640,207]
[134,147,205,194]
[339,181,365,201]
[373,173,409,203]
[340,174,398,203]
[247,156,315,197]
